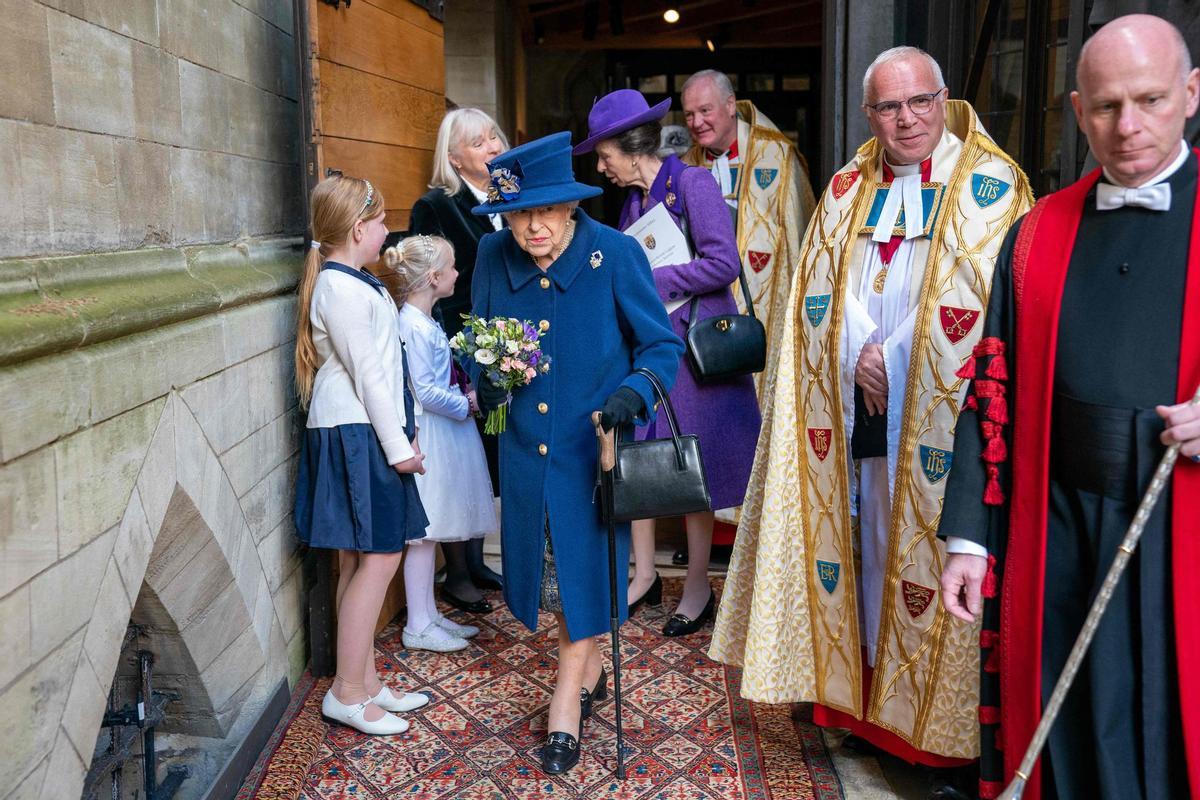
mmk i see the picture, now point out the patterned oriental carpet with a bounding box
[237,578,843,800]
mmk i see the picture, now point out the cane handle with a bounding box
[592,411,616,472]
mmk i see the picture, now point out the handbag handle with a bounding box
[615,368,690,474]
[677,212,757,331]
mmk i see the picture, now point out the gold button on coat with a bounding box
[539,277,551,289]
[538,444,548,456]
[538,319,550,331]
[537,402,549,414]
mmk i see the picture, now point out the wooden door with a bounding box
[301,0,446,229]
[296,0,446,657]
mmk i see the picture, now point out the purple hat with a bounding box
[572,89,671,155]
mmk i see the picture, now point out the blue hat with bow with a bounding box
[470,131,602,216]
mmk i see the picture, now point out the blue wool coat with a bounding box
[469,210,683,641]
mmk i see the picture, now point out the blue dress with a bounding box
[294,264,429,552]
[469,210,683,640]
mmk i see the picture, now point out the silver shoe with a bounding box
[402,622,469,652]
[435,614,479,638]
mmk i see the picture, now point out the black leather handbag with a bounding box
[604,368,712,523]
[684,267,767,382]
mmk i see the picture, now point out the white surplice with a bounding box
[838,159,925,665]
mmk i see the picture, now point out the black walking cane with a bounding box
[591,410,626,779]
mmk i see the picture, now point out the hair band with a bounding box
[361,180,375,213]
[310,240,321,250]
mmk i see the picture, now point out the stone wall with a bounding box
[0,0,302,258]
[444,0,518,137]
[0,1,308,797]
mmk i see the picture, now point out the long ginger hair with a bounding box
[295,175,386,408]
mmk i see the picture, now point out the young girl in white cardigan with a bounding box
[379,235,498,652]
[293,175,431,735]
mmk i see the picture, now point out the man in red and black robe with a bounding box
[937,14,1200,800]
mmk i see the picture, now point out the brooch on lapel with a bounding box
[665,176,677,208]
[590,250,604,269]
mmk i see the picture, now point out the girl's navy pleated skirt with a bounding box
[294,424,428,552]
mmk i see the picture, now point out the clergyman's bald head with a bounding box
[1070,14,1200,187]
[1077,13,1193,89]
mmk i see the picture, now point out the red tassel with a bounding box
[956,357,977,380]
[980,629,1000,648]
[973,337,1005,357]
[985,355,1008,380]
[984,465,1005,506]
[980,420,999,440]
[973,379,1001,398]
[982,554,998,598]
[965,395,978,411]
[982,434,1008,464]
[979,780,1003,799]
[985,395,1008,424]
[979,706,1001,725]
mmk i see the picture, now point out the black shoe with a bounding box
[927,764,977,800]
[469,566,504,592]
[580,668,608,720]
[671,547,688,566]
[540,727,581,774]
[440,587,493,614]
[840,733,883,756]
[628,573,663,615]
[662,590,715,637]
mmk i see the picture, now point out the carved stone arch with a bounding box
[52,393,292,798]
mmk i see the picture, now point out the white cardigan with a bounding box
[305,265,417,465]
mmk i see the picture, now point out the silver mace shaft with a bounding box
[998,385,1200,800]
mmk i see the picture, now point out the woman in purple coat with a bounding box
[575,90,761,637]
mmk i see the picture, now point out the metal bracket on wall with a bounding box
[319,0,350,8]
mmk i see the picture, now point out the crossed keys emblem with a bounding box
[938,305,979,344]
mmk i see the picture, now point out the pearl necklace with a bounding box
[534,219,576,269]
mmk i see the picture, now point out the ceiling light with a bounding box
[663,8,680,23]
[705,38,715,52]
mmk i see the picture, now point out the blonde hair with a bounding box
[295,175,387,408]
[376,235,454,303]
[430,108,510,196]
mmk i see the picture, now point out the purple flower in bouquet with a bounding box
[450,314,552,433]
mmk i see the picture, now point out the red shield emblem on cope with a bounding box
[807,428,832,461]
[832,169,860,200]
[747,251,772,272]
[902,580,936,618]
[939,305,980,345]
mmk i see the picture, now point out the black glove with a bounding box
[599,386,645,432]
[477,374,508,412]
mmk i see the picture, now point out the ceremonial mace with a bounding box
[997,385,1200,800]
[592,411,627,779]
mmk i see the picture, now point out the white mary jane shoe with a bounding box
[435,614,479,638]
[371,686,430,713]
[321,690,409,735]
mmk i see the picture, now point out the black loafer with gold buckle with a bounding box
[661,590,715,637]
[540,728,581,774]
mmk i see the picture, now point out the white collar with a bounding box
[1102,140,1189,188]
[464,179,489,204]
[885,158,922,178]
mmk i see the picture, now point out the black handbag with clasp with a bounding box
[684,267,767,381]
[602,368,712,523]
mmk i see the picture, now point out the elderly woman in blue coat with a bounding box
[468,132,683,775]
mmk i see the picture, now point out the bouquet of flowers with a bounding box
[450,314,551,434]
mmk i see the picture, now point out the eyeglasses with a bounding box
[864,88,947,120]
